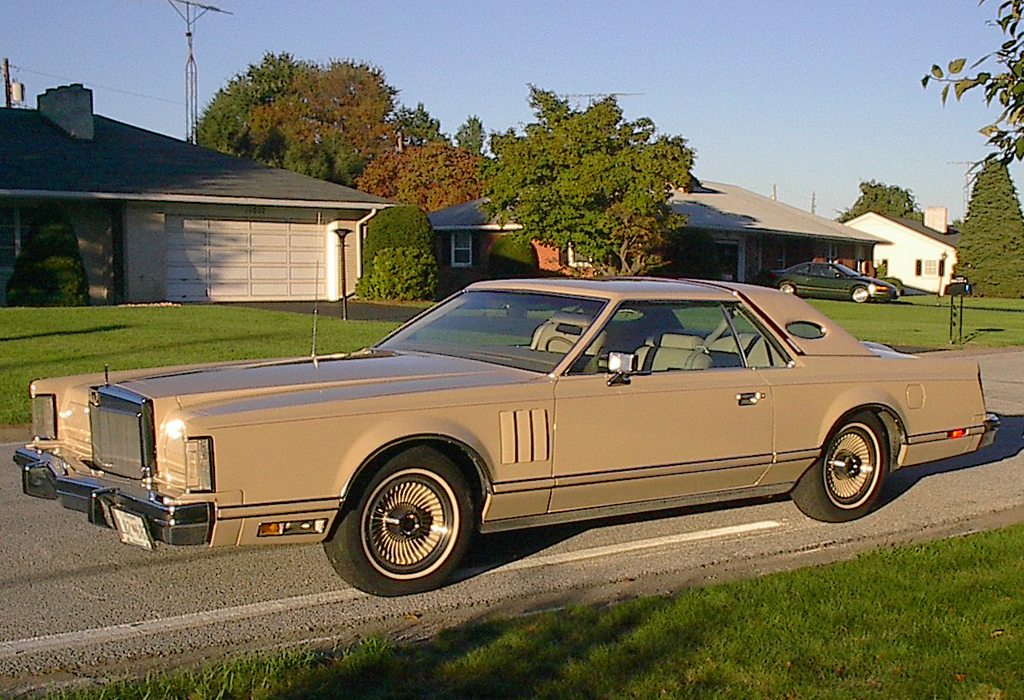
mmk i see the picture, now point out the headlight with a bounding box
[185,437,214,492]
[31,394,57,440]
[867,283,878,294]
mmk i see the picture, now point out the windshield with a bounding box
[833,263,860,277]
[378,290,606,373]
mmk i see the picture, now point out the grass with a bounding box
[0,306,399,426]
[49,522,1024,699]
[806,295,1024,348]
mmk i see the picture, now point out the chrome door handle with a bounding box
[737,391,766,406]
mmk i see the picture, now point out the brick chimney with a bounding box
[37,84,94,140]
[924,206,948,234]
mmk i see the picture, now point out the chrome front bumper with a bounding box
[14,446,211,546]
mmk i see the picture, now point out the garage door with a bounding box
[165,218,326,302]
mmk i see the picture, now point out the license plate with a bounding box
[110,507,155,551]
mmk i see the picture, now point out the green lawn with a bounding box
[806,295,1024,348]
[51,522,1024,699]
[0,306,398,426]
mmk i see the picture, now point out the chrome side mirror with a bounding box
[606,351,638,386]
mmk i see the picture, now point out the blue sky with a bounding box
[4,0,1019,221]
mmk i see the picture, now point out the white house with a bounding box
[844,208,960,294]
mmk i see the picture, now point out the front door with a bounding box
[549,300,776,512]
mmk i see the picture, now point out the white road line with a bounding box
[0,589,366,660]
[490,520,782,573]
[0,520,781,659]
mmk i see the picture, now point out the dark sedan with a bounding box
[767,262,898,303]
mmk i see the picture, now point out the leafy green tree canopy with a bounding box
[395,103,449,148]
[355,142,486,212]
[955,159,1024,297]
[455,115,486,155]
[924,0,1024,162]
[197,53,399,185]
[484,87,694,276]
[838,180,922,222]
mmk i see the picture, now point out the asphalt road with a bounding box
[1,350,1022,696]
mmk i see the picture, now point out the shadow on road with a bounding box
[879,413,1024,507]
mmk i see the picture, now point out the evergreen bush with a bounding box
[358,247,438,301]
[487,235,538,278]
[955,161,1024,297]
[6,214,89,307]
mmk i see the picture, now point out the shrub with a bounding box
[6,216,89,307]
[362,206,434,268]
[357,247,438,301]
[487,235,538,278]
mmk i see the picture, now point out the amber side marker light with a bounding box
[258,519,328,537]
[947,429,968,439]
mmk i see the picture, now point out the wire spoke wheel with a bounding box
[823,424,880,509]
[361,468,459,579]
[852,286,869,303]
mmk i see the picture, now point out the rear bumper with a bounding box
[14,446,211,546]
[980,413,1001,450]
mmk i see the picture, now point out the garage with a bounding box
[165,217,327,302]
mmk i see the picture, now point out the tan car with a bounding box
[15,278,999,596]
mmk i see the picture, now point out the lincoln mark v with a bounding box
[15,278,999,595]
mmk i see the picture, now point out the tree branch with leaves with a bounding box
[924,0,1024,162]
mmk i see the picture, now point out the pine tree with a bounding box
[955,161,1024,297]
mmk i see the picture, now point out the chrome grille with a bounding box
[89,386,155,480]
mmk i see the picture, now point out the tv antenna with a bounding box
[166,0,231,144]
[949,161,980,216]
[560,92,643,106]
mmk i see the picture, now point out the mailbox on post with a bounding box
[946,276,971,344]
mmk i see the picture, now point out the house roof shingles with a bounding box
[0,107,390,207]
[670,182,882,244]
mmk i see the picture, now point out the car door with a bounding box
[548,300,775,513]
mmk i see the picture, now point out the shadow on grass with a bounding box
[879,413,1024,508]
[0,324,129,342]
[275,595,726,700]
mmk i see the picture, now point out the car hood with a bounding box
[113,350,539,408]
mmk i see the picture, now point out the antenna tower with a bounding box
[167,0,231,144]
[949,161,980,216]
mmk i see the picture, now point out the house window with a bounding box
[924,260,938,276]
[915,260,923,276]
[451,231,473,268]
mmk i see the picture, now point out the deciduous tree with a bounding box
[955,160,1024,297]
[838,180,922,222]
[197,53,399,186]
[355,142,486,212]
[484,87,694,276]
[924,0,1024,163]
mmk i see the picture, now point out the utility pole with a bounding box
[810,191,817,215]
[3,58,11,108]
[166,0,231,144]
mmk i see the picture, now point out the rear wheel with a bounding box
[779,281,796,295]
[324,446,474,596]
[791,412,888,523]
[851,285,869,303]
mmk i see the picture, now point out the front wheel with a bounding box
[324,446,474,596]
[851,285,869,303]
[791,412,888,523]
[779,281,796,295]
